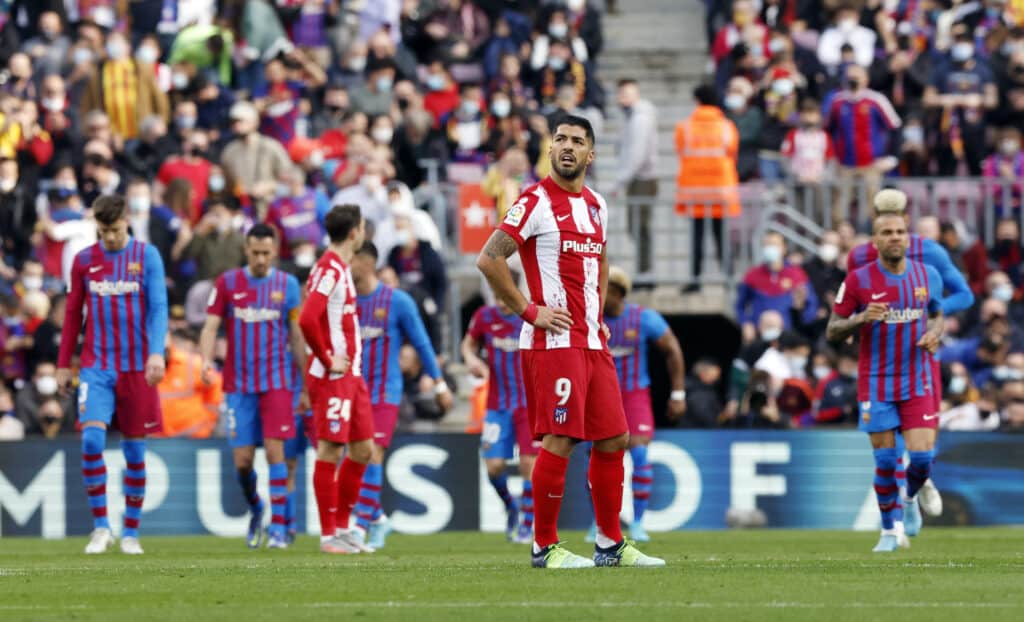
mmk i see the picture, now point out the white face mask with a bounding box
[136,46,158,64]
[35,375,58,395]
[294,250,316,268]
[394,229,412,247]
[208,175,225,192]
[492,99,511,117]
[362,174,382,193]
[0,178,16,193]
[813,365,832,380]
[42,97,64,112]
[724,93,746,111]
[549,23,569,39]
[993,283,1014,302]
[762,244,783,265]
[761,327,782,342]
[787,355,808,375]
[22,276,43,291]
[172,72,189,90]
[371,127,394,144]
[308,150,325,167]
[568,0,586,10]
[949,375,968,394]
[106,40,127,60]
[819,243,839,263]
[129,196,151,214]
[838,18,857,33]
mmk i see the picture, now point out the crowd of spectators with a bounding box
[0,0,613,439]
[706,0,1024,193]
[672,217,1024,432]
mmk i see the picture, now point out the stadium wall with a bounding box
[1,432,1021,538]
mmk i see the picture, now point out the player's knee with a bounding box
[595,433,629,453]
[348,440,374,464]
[485,460,505,478]
[82,426,106,455]
[872,447,898,470]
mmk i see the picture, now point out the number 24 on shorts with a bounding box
[327,397,352,421]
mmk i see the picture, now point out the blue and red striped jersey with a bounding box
[833,259,943,402]
[825,90,901,167]
[467,305,525,411]
[846,234,974,314]
[207,267,301,394]
[606,303,670,392]
[59,240,168,372]
[358,283,442,406]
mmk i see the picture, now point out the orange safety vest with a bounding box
[154,348,222,439]
[675,105,741,218]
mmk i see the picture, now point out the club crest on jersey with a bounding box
[553,406,568,424]
[588,204,601,226]
[915,287,928,302]
[374,307,387,319]
[127,262,142,275]
[271,290,284,303]
[625,329,638,339]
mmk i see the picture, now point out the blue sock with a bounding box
[489,473,515,512]
[906,450,935,499]
[237,469,263,513]
[268,462,288,538]
[285,491,296,532]
[355,462,383,529]
[873,447,899,531]
[121,440,146,539]
[81,427,110,530]
[630,445,653,522]
[521,480,534,531]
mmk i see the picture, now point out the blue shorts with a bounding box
[78,367,161,436]
[480,408,538,460]
[284,410,314,459]
[225,390,295,448]
[858,395,934,433]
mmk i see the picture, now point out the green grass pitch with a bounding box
[2,528,1023,621]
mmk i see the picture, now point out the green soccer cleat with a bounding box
[532,543,596,569]
[594,540,666,567]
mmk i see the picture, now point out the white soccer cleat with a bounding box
[919,479,943,517]
[320,537,360,554]
[84,528,114,554]
[120,536,144,555]
[334,528,376,553]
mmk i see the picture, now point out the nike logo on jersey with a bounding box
[144,421,159,429]
[871,293,886,300]
[90,265,103,273]
[556,214,571,222]
[547,493,563,499]
[282,426,291,432]
[234,293,248,300]
[923,413,940,421]
[491,324,506,331]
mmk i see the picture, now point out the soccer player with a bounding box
[462,291,540,544]
[199,224,306,549]
[846,189,970,535]
[476,115,664,568]
[298,203,376,554]
[283,369,315,544]
[56,195,168,555]
[827,211,944,553]
[601,266,686,542]
[350,241,452,548]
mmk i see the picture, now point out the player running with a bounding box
[462,292,540,544]
[846,189,971,535]
[350,241,452,548]
[298,203,375,554]
[827,211,944,553]
[477,115,664,568]
[199,224,306,549]
[57,195,168,555]
[596,266,686,543]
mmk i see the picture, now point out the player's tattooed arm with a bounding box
[917,309,945,354]
[825,311,864,343]
[478,230,528,315]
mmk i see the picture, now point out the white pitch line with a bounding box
[298,601,1021,610]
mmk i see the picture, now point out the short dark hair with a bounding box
[92,195,127,225]
[693,83,718,107]
[325,204,362,243]
[356,241,378,261]
[246,223,278,242]
[617,78,638,89]
[127,177,149,189]
[553,114,595,145]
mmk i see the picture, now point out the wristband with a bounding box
[520,301,539,324]
[670,390,686,401]
[434,380,450,395]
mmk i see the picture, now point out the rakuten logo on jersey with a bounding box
[610,346,633,358]
[361,326,385,340]
[491,337,518,352]
[235,307,282,323]
[561,238,603,255]
[89,281,140,296]
[883,308,924,324]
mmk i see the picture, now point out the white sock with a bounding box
[594,526,616,549]
[320,535,334,543]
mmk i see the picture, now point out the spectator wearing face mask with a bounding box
[157,130,212,224]
[422,60,461,128]
[220,101,294,214]
[15,361,74,438]
[330,156,391,226]
[816,6,876,71]
[181,196,246,281]
[375,181,443,268]
[736,232,819,341]
[982,126,1024,215]
[924,25,998,176]
[725,309,785,420]
[80,31,169,140]
[680,358,724,429]
[350,59,397,118]
[802,229,845,312]
[781,98,835,204]
[756,72,800,185]
[813,345,859,425]
[21,11,69,80]
[310,84,350,136]
[532,39,599,111]
[387,213,448,348]
[711,0,770,68]
[264,166,329,261]
[27,293,63,373]
[444,82,489,165]
[722,76,762,182]
[939,361,996,430]
[531,7,591,71]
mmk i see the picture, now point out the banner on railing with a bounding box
[2,431,1021,538]
[457,183,497,255]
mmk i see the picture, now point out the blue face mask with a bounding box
[376,77,394,93]
[426,74,446,91]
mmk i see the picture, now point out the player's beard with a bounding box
[552,157,587,181]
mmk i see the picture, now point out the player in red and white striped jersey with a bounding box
[298,203,375,555]
[478,116,664,569]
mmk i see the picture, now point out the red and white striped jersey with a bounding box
[303,250,362,379]
[498,176,609,351]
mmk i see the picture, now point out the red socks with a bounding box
[335,457,368,531]
[532,449,569,548]
[313,460,337,537]
[589,449,625,544]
